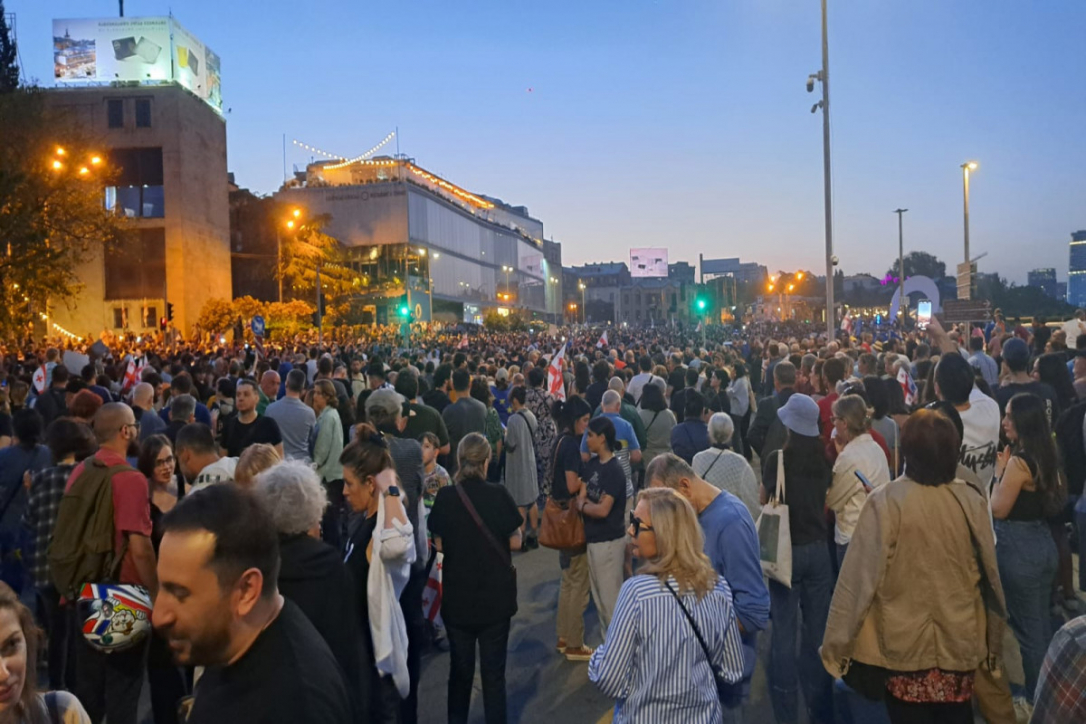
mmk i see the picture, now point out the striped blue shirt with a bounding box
[588,574,745,724]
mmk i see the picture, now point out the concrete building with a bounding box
[699,256,768,285]
[564,262,629,324]
[1069,231,1086,307]
[275,158,561,324]
[668,261,696,284]
[44,84,230,337]
[1027,268,1058,299]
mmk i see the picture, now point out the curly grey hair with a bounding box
[254,460,328,535]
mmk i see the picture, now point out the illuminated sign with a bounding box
[53,17,222,112]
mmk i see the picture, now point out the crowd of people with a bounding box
[0,307,1084,723]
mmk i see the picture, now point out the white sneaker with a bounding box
[1012,696,1033,724]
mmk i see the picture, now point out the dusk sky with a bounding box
[13,0,1086,284]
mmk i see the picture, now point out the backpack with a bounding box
[48,457,132,601]
[1054,401,1086,498]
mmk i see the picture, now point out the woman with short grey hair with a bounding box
[254,459,364,711]
[692,413,760,521]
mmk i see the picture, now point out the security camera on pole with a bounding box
[807,0,835,341]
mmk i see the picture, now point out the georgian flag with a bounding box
[122,356,146,392]
[596,331,608,349]
[897,366,918,407]
[32,364,47,393]
[841,313,853,333]
[548,344,567,401]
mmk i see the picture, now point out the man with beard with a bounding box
[153,483,352,724]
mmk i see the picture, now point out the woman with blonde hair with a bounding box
[828,392,890,565]
[589,487,744,723]
[0,580,91,722]
[233,443,282,487]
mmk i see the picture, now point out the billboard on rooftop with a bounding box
[630,248,668,278]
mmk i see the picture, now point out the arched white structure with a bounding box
[889,275,941,323]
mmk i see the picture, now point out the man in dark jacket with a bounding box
[747,360,796,468]
[33,365,70,426]
[671,391,710,465]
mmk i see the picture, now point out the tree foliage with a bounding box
[280,213,355,306]
[886,251,947,282]
[196,298,235,335]
[976,274,1074,320]
[0,88,124,337]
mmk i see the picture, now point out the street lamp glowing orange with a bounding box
[90,156,102,165]
[51,160,63,170]
[78,167,89,175]
[55,147,65,156]
[292,209,301,218]
[796,271,804,280]
[286,220,295,229]
[788,284,794,291]
[767,284,774,292]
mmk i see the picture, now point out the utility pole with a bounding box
[119,1,124,17]
[894,208,908,325]
[316,259,322,346]
[808,0,835,341]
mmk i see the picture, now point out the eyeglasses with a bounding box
[155,455,176,468]
[629,512,654,536]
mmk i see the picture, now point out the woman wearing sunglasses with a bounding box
[589,487,744,723]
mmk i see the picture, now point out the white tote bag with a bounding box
[756,450,793,587]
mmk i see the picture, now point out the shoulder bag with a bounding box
[755,450,792,587]
[539,436,586,551]
[664,581,741,709]
[454,483,516,594]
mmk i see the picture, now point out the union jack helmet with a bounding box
[77,583,153,653]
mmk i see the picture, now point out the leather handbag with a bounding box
[539,436,586,551]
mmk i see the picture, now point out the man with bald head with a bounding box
[65,402,157,724]
[131,381,167,441]
[257,370,281,416]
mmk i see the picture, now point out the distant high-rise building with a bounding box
[1027,268,1058,299]
[1069,231,1086,307]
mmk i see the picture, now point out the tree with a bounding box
[887,251,947,282]
[280,213,354,308]
[196,298,234,336]
[483,310,509,332]
[0,2,19,93]
[0,89,123,338]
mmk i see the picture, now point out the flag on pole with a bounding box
[122,356,146,392]
[548,344,567,401]
[596,331,608,349]
[897,366,917,407]
[841,313,852,333]
[695,321,702,333]
[32,365,47,393]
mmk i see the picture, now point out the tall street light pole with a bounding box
[808,0,834,341]
[894,208,908,326]
[579,282,587,325]
[961,161,977,265]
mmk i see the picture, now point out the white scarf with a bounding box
[366,499,416,697]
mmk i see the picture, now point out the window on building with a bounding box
[135,98,152,128]
[105,148,165,218]
[143,306,157,328]
[112,307,128,329]
[107,99,124,129]
[105,228,166,301]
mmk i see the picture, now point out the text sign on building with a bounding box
[53,17,222,112]
[630,248,668,278]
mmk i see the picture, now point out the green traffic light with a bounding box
[696,299,707,310]
[400,306,410,316]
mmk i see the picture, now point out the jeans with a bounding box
[884,695,972,724]
[557,551,590,648]
[994,518,1057,703]
[73,614,149,724]
[768,542,834,724]
[446,619,511,724]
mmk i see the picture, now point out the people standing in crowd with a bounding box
[33,366,70,427]
[584,390,642,499]
[429,433,522,724]
[24,418,96,693]
[726,362,753,460]
[208,379,236,444]
[827,394,891,565]
[627,356,664,405]
[396,369,450,459]
[671,390,710,465]
[822,409,1005,724]
[575,417,627,635]
[761,393,835,724]
[551,396,594,661]
[0,580,92,722]
[588,487,745,723]
[65,403,157,724]
[1035,352,1077,421]
[265,369,317,462]
[646,455,770,721]
[992,393,1061,714]
[693,413,760,522]
[220,379,283,459]
[153,483,352,724]
[157,374,213,427]
[671,367,701,423]
[503,387,539,548]
[163,394,196,446]
[995,338,1058,425]
[233,443,282,488]
[863,375,900,475]
[491,368,513,426]
[585,360,612,413]
[0,409,50,590]
[339,425,414,722]
[442,369,488,478]
[422,364,453,414]
[637,383,677,473]
[255,460,364,721]
[311,379,346,548]
[748,361,797,465]
[136,434,187,724]
[816,357,847,446]
[525,367,558,496]
[421,432,452,527]
[257,370,280,416]
[1032,614,1086,724]
[131,382,167,441]
[968,335,999,389]
[934,352,1001,491]
[470,377,504,482]
[174,423,236,493]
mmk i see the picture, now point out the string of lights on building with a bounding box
[324,132,397,170]
[291,139,344,160]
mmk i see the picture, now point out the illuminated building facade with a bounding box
[1069,231,1086,307]
[275,157,562,324]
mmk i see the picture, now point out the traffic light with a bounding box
[159,317,166,331]
[166,302,174,322]
[399,298,411,318]
[696,298,707,311]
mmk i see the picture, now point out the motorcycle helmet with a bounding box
[78,583,153,653]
